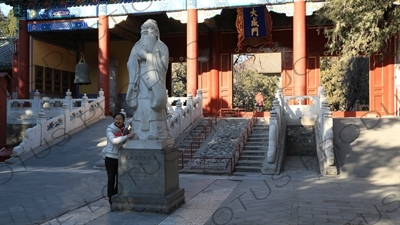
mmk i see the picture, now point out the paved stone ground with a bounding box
[205,156,400,225]
[0,117,399,225]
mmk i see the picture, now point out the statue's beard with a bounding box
[140,34,157,51]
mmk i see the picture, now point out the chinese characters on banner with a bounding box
[235,6,274,51]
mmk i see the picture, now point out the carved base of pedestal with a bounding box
[111,188,185,213]
[112,139,185,213]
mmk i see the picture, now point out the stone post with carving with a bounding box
[187,92,193,124]
[33,90,40,116]
[65,89,73,111]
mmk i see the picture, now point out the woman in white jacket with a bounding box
[103,113,135,205]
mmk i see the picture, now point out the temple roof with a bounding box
[0,37,14,72]
[0,0,326,19]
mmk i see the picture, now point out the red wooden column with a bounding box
[17,20,30,99]
[210,31,220,114]
[187,6,198,97]
[98,12,110,115]
[12,39,18,97]
[293,0,307,96]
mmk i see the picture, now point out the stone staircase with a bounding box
[233,118,269,174]
[175,118,210,168]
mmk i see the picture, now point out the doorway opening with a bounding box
[232,53,281,111]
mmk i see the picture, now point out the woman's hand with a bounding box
[127,132,135,139]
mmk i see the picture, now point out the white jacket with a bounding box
[102,122,129,159]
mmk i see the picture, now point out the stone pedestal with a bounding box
[112,139,185,213]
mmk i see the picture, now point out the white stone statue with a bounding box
[126,19,170,140]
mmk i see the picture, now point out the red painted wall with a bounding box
[162,27,395,116]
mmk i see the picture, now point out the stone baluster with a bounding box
[120,108,127,117]
[187,92,193,124]
[324,110,333,134]
[98,88,104,98]
[65,89,73,111]
[33,90,40,116]
[297,97,304,105]
[98,88,105,118]
[37,110,47,145]
[120,108,128,127]
[275,88,283,106]
[196,89,203,116]
[82,94,89,123]
[175,99,183,133]
[63,102,70,133]
[318,86,326,120]
[267,110,278,164]
[320,100,329,134]
[273,98,281,128]
[323,111,334,166]
[82,94,89,105]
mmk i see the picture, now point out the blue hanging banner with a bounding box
[236,6,274,51]
[243,7,268,38]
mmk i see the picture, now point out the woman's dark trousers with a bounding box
[105,157,118,201]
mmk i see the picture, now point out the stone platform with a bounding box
[112,139,185,213]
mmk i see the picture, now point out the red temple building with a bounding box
[0,0,398,118]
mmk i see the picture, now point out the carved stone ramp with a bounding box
[277,125,320,175]
[333,117,400,183]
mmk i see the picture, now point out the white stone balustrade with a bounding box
[11,89,106,157]
[263,86,336,175]
[314,86,336,174]
[9,89,203,158]
[167,90,203,140]
[315,86,335,174]
[7,89,100,121]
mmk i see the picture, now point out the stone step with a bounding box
[245,142,268,147]
[244,145,268,150]
[253,124,268,126]
[246,138,269,142]
[239,155,267,160]
[178,140,202,145]
[234,165,262,173]
[232,171,262,176]
[236,160,264,167]
[252,128,269,131]
[249,133,269,136]
[241,150,267,155]
[251,130,269,134]
[233,120,269,174]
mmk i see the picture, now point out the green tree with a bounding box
[317,1,398,111]
[317,0,400,60]
[171,62,187,97]
[0,9,17,37]
[320,57,369,111]
[233,68,279,111]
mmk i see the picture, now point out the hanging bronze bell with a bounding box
[74,53,91,85]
